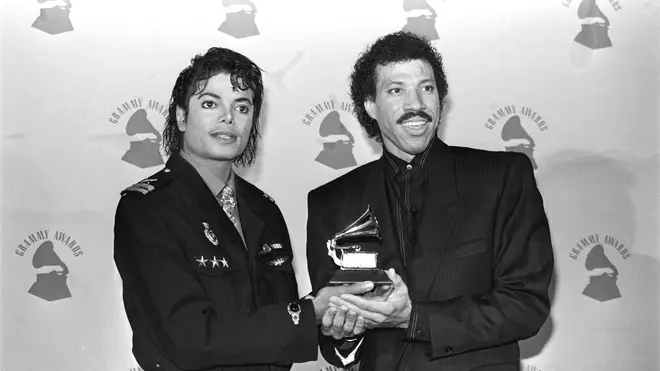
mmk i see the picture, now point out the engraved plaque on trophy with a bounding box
[326,205,392,287]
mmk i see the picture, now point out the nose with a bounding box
[403,90,426,111]
[218,103,234,125]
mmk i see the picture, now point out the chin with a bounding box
[205,150,240,163]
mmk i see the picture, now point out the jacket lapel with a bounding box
[235,176,265,257]
[166,154,246,250]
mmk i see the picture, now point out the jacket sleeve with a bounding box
[405,153,554,360]
[113,196,319,370]
[306,191,364,368]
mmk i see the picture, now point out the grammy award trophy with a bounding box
[326,205,392,287]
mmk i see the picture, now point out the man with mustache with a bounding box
[306,32,554,370]
[114,47,372,371]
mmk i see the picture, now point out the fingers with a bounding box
[331,306,348,339]
[385,268,402,286]
[343,310,357,334]
[340,281,374,295]
[364,317,378,329]
[353,314,365,335]
[330,296,386,323]
[321,307,337,336]
[338,294,386,313]
[376,284,394,300]
[322,303,368,338]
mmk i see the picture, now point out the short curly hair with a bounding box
[163,47,264,167]
[349,31,449,141]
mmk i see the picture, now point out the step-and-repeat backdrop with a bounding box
[2,0,659,370]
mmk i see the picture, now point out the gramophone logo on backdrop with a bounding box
[14,229,84,302]
[402,0,439,41]
[570,233,630,302]
[218,0,259,39]
[484,105,548,170]
[108,98,168,169]
[563,0,621,49]
[31,0,74,35]
[302,99,358,170]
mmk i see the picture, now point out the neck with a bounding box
[180,149,233,184]
[382,141,416,163]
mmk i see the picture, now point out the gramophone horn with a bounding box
[32,241,65,269]
[333,205,381,247]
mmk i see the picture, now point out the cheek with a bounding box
[239,116,254,136]
[425,96,440,113]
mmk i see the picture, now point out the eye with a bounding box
[201,100,217,109]
[388,87,402,95]
[422,85,435,93]
[235,105,251,114]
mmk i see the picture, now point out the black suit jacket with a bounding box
[307,139,554,371]
[114,154,318,371]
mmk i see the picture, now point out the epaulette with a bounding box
[263,191,276,204]
[120,168,174,197]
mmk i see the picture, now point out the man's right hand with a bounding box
[321,305,365,340]
[312,282,374,323]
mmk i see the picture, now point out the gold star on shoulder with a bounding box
[220,257,229,268]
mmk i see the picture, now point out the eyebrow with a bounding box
[198,92,253,105]
[383,78,435,86]
[234,97,253,105]
[199,92,221,100]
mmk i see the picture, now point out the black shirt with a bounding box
[382,136,435,269]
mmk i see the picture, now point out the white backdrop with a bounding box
[1,0,659,370]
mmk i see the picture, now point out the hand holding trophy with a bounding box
[326,205,393,287]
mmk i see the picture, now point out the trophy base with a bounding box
[328,269,392,287]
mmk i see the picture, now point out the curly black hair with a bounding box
[349,31,449,141]
[163,47,264,167]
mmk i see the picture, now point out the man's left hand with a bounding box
[329,268,412,329]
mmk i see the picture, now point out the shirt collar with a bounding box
[179,151,234,197]
[382,135,437,177]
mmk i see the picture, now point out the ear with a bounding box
[176,106,186,131]
[364,98,377,121]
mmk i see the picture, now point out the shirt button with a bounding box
[406,164,412,170]
[445,347,452,354]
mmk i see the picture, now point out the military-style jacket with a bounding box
[114,153,318,371]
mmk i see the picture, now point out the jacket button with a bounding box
[416,329,423,336]
[445,347,452,354]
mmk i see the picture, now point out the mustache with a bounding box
[397,110,433,125]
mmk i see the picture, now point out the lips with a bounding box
[210,130,238,141]
[401,119,428,128]
[399,117,430,136]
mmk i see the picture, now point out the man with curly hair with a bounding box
[114,47,373,371]
[306,32,554,370]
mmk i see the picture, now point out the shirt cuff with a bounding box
[334,337,364,366]
[406,302,430,342]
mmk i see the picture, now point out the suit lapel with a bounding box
[413,140,459,299]
[235,176,265,257]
